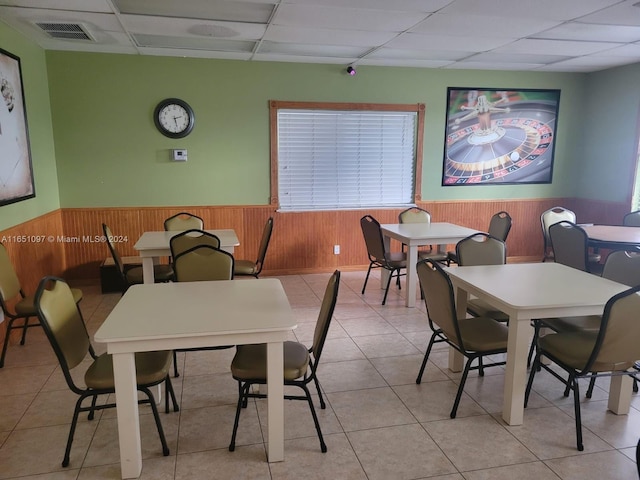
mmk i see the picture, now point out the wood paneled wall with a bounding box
[1,197,630,286]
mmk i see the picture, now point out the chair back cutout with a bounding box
[164,212,204,231]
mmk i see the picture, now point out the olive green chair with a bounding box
[525,283,640,451]
[163,212,204,231]
[234,217,273,278]
[171,244,235,376]
[398,207,448,263]
[229,270,340,454]
[415,259,508,418]
[34,276,178,467]
[448,210,511,265]
[623,210,640,227]
[102,223,173,293]
[0,242,83,368]
[169,229,220,259]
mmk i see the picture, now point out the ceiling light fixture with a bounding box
[347,66,356,76]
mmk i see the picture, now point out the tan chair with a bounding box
[163,212,204,231]
[229,270,340,453]
[415,259,508,418]
[455,233,508,322]
[234,217,273,278]
[448,210,512,265]
[549,221,601,273]
[169,229,220,259]
[360,215,406,305]
[541,206,576,262]
[102,223,173,293]
[530,250,640,394]
[0,242,84,368]
[623,210,640,227]
[525,284,640,451]
[171,244,234,376]
[34,276,178,467]
[398,207,448,263]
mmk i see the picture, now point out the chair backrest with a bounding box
[623,210,640,227]
[102,224,126,284]
[253,217,274,275]
[34,276,90,390]
[541,206,576,255]
[0,242,22,306]
[549,221,589,271]
[399,207,431,224]
[455,233,506,267]
[360,215,387,262]
[601,250,640,286]
[170,229,220,258]
[487,211,512,242]
[164,212,204,231]
[582,284,640,374]
[417,259,463,349]
[309,270,340,368]
[173,245,234,282]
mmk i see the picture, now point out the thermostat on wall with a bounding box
[173,149,188,161]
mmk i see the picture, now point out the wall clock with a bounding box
[153,98,195,138]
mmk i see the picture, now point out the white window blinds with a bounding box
[277,109,417,211]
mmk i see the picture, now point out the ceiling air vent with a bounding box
[35,22,94,41]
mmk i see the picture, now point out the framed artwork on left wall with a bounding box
[0,48,35,206]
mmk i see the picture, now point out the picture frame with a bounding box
[442,87,560,186]
[0,48,35,206]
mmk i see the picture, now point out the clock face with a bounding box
[154,98,195,138]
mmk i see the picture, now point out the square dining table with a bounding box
[581,224,640,250]
[134,229,239,284]
[94,279,296,479]
[380,222,480,307]
[443,262,632,425]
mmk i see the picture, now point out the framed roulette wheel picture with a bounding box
[442,87,560,186]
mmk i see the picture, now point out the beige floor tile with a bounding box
[328,386,415,431]
[269,433,367,480]
[10,470,81,480]
[338,317,398,337]
[382,311,431,333]
[316,359,386,393]
[0,364,55,396]
[370,354,448,386]
[348,424,456,480]
[0,393,34,431]
[544,449,638,480]
[423,415,536,472]
[176,445,271,479]
[351,333,421,358]
[16,388,107,429]
[317,338,365,364]
[462,461,562,480]
[79,456,176,480]
[394,381,486,421]
[182,348,236,376]
[179,372,237,410]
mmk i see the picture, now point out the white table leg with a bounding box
[502,317,532,425]
[141,257,154,284]
[608,375,632,415]
[405,246,419,308]
[266,341,284,462]
[112,353,142,479]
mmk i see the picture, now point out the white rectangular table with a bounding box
[134,229,239,284]
[94,279,296,479]
[443,262,631,425]
[380,222,480,307]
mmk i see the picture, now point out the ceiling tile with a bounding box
[251,53,358,64]
[0,0,113,12]
[121,15,266,40]
[387,32,514,52]
[133,34,256,53]
[280,0,453,13]
[273,4,427,32]
[532,22,640,43]
[466,52,572,64]
[264,24,396,46]
[446,61,547,70]
[113,0,275,23]
[358,58,455,68]
[493,38,622,56]
[536,55,639,71]
[258,41,368,57]
[578,0,640,26]
[366,47,472,61]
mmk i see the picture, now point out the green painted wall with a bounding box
[0,22,60,231]
[46,51,587,208]
[577,62,640,204]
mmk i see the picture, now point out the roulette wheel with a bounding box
[443,89,560,185]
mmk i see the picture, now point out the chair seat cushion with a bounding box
[540,331,635,372]
[15,288,83,316]
[231,341,310,381]
[125,264,174,285]
[539,315,600,333]
[458,317,509,352]
[418,251,449,262]
[85,351,172,390]
[383,251,406,269]
[234,259,258,276]
[467,298,509,322]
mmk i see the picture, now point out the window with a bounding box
[270,101,424,211]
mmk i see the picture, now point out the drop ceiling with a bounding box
[1,0,640,72]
